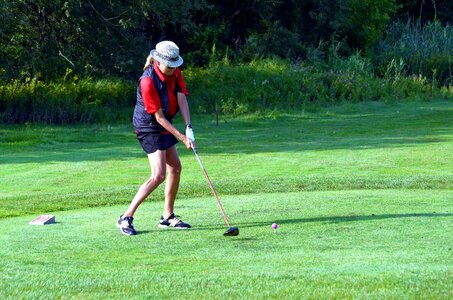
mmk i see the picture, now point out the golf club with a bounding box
[192,147,239,236]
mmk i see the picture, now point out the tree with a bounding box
[0,0,208,80]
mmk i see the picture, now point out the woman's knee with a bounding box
[148,172,166,185]
[169,162,182,176]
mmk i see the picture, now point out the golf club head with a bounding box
[224,227,239,236]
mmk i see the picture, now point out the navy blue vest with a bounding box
[133,67,179,134]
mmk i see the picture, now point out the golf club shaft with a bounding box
[193,148,231,228]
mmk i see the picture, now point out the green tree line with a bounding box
[2,0,453,124]
[1,0,452,81]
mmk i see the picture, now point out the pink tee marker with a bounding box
[272,223,278,234]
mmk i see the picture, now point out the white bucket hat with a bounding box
[150,41,184,68]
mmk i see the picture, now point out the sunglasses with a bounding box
[157,61,175,70]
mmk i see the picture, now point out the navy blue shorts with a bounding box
[136,131,178,154]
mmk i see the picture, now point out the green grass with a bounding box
[1,100,452,218]
[1,100,453,298]
[1,191,452,299]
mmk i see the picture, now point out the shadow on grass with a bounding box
[129,213,452,236]
[241,212,453,228]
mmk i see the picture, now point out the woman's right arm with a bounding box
[154,108,194,149]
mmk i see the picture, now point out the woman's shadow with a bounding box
[240,212,453,228]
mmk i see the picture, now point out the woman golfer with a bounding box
[117,41,195,236]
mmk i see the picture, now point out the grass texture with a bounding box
[0,100,452,298]
[1,100,452,218]
[0,191,452,299]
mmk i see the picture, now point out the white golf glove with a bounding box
[186,124,195,141]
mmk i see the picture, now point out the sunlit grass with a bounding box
[1,190,452,299]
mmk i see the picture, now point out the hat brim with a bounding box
[150,49,183,68]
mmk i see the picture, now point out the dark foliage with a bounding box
[4,0,451,81]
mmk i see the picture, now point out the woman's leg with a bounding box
[123,150,167,217]
[162,146,182,218]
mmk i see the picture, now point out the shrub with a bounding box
[374,20,453,86]
[186,56,438,116]
[0,78,135,124]
[1,56,447,124]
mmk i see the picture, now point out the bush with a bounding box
[186,56,439,116]
[1,56,448,124]
[374,20,453,86]
[0,78,135,124]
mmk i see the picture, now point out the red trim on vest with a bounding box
[140,64,189,117]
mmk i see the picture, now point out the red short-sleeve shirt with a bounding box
[140,64,189,117]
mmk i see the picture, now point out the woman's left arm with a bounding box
[177,93,195,144]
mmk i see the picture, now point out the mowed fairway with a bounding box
[1,100,452,299]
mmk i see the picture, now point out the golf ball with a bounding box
[272,223,278,229]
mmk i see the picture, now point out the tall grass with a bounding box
[0,77,135,124]
[1,56,452,124]
[374,20,453,86]
[186,56,441,115]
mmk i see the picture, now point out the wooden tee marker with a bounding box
[29,215,56,225]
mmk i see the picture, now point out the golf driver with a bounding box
[192,147,239,236]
